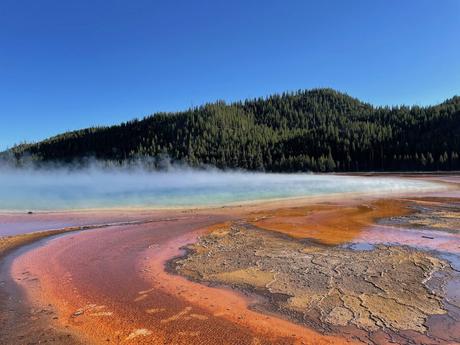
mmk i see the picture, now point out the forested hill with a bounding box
[6,89,460,172]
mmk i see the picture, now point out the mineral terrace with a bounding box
[172,221,457,343]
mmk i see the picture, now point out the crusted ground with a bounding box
[173,222,456,341]
[0,230,73,260]
[383,197,460,232]
[246,199,411,245]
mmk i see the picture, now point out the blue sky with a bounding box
[0,0,459,150]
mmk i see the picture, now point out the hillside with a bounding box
[6,89,460,172]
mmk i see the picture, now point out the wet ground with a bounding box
[0,236,87,344]
[171,194,460,344]
[0,175,459,344]
[0,209,178,237]
[172,218,460,344]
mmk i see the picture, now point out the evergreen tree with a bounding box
[4,89,460,173]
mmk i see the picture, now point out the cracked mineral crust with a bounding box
[173,222,452,335]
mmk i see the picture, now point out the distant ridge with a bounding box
[5,88,460,172]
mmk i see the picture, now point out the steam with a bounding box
[0,160,444,211]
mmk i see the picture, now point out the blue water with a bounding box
[346,243,376,251]
[0,168,443,211]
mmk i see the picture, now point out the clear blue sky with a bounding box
[1,0,459,150]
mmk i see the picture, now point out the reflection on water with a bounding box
[441,253,460,272]
[345,242,375,251]
[356,225,460,255]
[350,197,460,345]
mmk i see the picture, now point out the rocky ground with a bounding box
[383,197,460,234]
[2,186,460,345]
[172,218,460,344]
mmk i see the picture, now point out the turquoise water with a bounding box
[0,168,443,211]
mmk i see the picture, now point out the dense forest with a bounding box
[4,89,460,172]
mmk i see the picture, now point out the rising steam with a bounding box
[0,160,444,211]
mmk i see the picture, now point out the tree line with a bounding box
[5,89,460,172]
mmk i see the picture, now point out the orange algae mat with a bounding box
[3,190,460,345]
[9,214,355,344]
[247,199,411,245]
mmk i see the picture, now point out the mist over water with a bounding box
[0,164,443,211]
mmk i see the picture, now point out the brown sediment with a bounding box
[0,235,89,345]
[355,196,460,255]
[141,225,352,345]
[5,213,356,344]
[0,214,118,345]
[0,216,196,345]
[0,229,77,260]
[1,175,460,345]
[0,214,179,259]
[171,222,458,344]
[246,199,412,245]
[7,215,232,345]
[0,226,96,345]
[385,196,460,232]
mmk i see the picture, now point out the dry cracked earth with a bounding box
[172,218,460,344]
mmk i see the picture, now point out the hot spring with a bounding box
[0,166,444,211]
